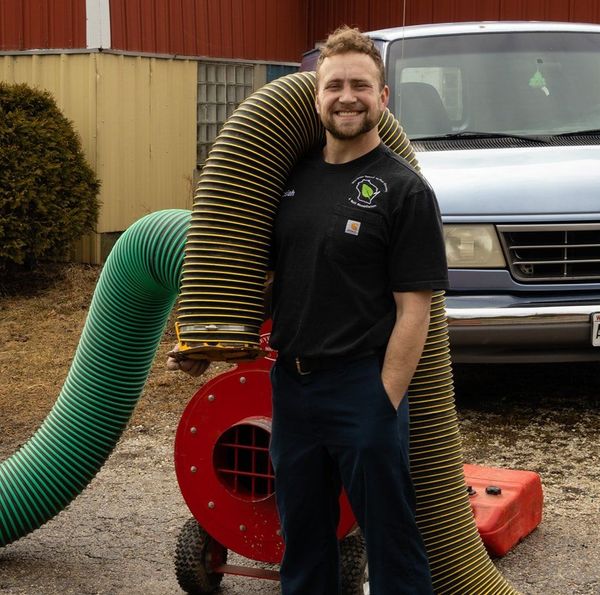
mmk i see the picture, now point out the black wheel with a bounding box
[175,517,228,594]
[340,531,368,595]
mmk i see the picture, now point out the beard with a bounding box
[321,108,381,140]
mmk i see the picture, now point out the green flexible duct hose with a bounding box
[0,208,190,546]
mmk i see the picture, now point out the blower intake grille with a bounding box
[214,423,275,502]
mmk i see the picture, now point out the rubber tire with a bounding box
[340,531,368,595]
[175,517,228,594]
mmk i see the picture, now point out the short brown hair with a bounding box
[316,26,385,89]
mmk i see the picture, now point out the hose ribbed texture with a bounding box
[0,209,190,547]
[178,72,518,594]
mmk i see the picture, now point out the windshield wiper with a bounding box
[415,131,550,143]
[554,129,600,137]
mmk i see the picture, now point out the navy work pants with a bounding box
[269,354,434,595]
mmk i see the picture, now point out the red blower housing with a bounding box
[174,322,356,564]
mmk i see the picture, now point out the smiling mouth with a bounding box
[335,110,363,117]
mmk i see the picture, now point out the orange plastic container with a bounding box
[464,463,543,557]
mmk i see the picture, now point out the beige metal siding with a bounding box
[0,52,197,263]
[95,54,197,234]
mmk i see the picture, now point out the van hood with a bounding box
[417,145,600,222]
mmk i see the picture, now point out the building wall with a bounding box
[0,0,310,60]
[109,0,309,62]
[1,1,600,60]
[0,0,86,50]
[0,52,197,262]
[405,0,600,26]
[309,0,600,45]
[95,53,197,232]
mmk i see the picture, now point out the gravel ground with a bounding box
[1,361,599,594]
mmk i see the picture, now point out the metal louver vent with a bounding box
[498,223,600,282]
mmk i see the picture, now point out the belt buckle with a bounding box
[295,356,311,376]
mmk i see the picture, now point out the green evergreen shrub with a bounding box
[0,82,100,272]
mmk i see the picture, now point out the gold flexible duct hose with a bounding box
[177,71,518,594]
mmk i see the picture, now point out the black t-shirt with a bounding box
[269,143,448,358]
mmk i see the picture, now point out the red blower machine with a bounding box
[173,323,543,594]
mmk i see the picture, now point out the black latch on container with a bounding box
[485,485,502,496]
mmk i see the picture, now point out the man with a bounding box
[170,26,448,595]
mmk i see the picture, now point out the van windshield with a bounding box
[387,31,600,139]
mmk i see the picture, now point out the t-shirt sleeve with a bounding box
[388,184,449,292]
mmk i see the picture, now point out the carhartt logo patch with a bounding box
[345,219,361,236]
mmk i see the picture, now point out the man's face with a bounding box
[315,52,389,141]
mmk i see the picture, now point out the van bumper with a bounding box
[445,299,600,363]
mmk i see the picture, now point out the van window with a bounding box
[388,32,600,138]
[400,67,463,121]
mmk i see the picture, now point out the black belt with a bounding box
[277,350,375,376]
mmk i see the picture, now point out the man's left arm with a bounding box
[381,290,433,409]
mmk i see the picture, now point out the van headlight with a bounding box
[443,224,506,268]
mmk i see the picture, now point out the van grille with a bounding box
[412,135,600,152]
[498,223,600,283]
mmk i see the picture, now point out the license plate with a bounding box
[593,313,600,347]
